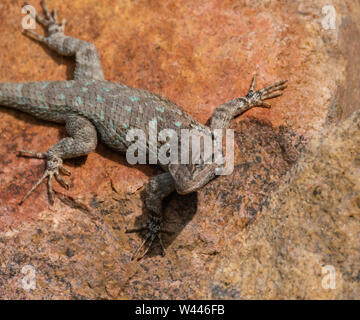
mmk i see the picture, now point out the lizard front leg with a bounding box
[19,114,97,204]
[210,75,287,129]
[126,172,175,260]
[23,0,104,81]
[169,75,288,195]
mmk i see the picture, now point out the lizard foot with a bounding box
[243,75,288,108]
[18,150,71,205]
[22,0,66,41]
[126,216,173,261]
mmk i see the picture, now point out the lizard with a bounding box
[0,1,287,260]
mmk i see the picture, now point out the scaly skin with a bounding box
[0,1,287,259]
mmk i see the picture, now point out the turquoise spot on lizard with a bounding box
[104,87,110,92]
[17,84,24,94]
[190,123,204,131]
[109,119,115,130]
[16,85,25,104]
[151,118,158,124]
[174,121,182,128]
[39,103,49,110]
[17,97,26,105]
[97,95,104,102]
[85,80,95,86]
[41,82,50,89]
[136,117,142,123]
[60,93,66,100]
[65,82,72,88]
[156,106,165,113]
[130,96,140,102]
[116,133,127,144]
[125,106,132,113]
[75,96,83,106]
[81,87,88,93]
[122,122,129,129]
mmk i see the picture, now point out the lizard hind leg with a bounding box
[22,0,104,81]
[18,115,97,205]
[23,0,66,39]
[126,172,175,260]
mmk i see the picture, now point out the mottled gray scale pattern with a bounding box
[45,35,104,81]
[1,1,287,259]
[0,80,209,155]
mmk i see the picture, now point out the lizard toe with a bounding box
[126,215,172,260]
[18,152,70,205]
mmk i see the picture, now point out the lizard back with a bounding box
[0,80,210,153]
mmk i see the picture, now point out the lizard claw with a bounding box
[126,216,173,260]
[18,150,71,205]
[22,0,66,39]
[245,75,288,109]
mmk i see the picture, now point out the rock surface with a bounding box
[195,110,360,299]
[0,0,358,299]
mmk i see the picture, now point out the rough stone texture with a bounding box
[0,0,359,299]
[195,110,360,300]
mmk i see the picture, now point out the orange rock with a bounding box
[0,0,357,299]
